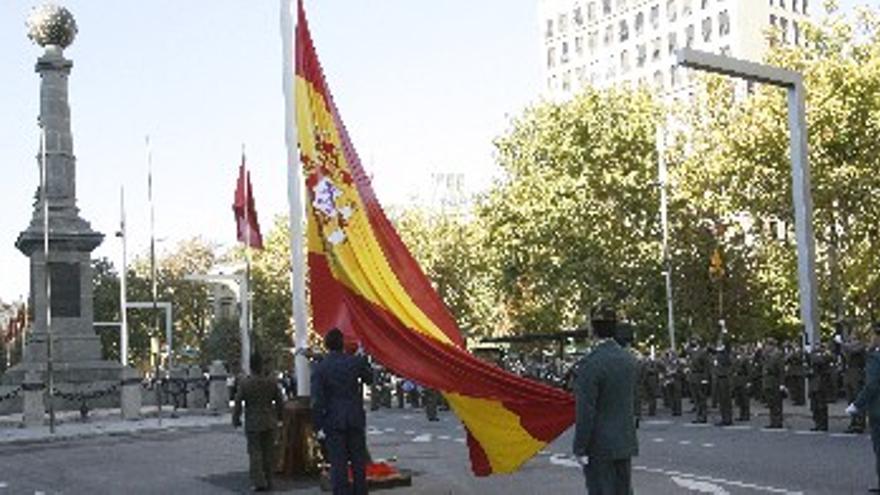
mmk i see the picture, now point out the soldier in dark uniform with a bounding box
[733,345,752,421]
[664,351,684,416]
[573,306,639,494]
[688,340,710,424]
[424,388,440,421]
[843,332,868,434]
[370,364,384,411]
[786,343,808,406]
[762,339,786,429]
[808,343,832,431]
[232,353,285,492]
[714,343,734,426]
[848,324,880,493]
[643,355,662,417]
[395,376,405,408]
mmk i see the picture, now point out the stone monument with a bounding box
[2,5,121,401]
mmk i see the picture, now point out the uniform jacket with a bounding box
[573,339,639,460]
[233,374,284,432]
[854,351,880,419]
[311,351,373,433]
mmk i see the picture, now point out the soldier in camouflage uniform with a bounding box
[688,340,711,424]
[808,343,833,431]
[762,339,786,429]
[732,345,752,421]
[843,332,867,433]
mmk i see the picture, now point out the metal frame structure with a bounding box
[676,47,819,348]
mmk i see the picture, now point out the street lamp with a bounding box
[675,47,819,349]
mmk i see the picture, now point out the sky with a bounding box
[0,1,544,302]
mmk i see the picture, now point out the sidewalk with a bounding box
[0,406,232,446]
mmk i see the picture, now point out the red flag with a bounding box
[233,155,264,249]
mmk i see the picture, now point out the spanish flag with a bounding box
[293,1,575,476]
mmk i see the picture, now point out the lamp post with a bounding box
[676,48,819,349]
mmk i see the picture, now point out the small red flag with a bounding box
[233,155,264,249]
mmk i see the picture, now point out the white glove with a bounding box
[846,403,858,416]
[316,429,326,440]
[577,456,589,466]
[834,334,843,345]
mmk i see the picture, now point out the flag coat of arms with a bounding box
[292,1,575,476]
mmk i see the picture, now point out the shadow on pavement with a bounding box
[200,470,322,493]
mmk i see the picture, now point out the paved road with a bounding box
[0,406,874,494]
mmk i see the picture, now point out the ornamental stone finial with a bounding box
[26,4,77,49]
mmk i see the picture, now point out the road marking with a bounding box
[793,430,821,436]
[412,433,432,443]
[0,481,7,488]
[454,437,466,443]
[549,453,581,469]
[644,420,673,425]
[679,440,692,445]
[404,430,415,435]
[384,427,395,432]
[701,443,715,448]
[760,428,787,433]
[367,427,383,436]
[652,438,665,443]
[722,425,752,431]
[829,433,857,438]
[403,415,412,420]
[438,435,451,440]
[672,476,730,494]
[684,423,711,428]
[634,466,804,494]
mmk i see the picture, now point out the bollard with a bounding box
[208,360,229,414]
[186,365,206,410]
[21,371,45,427]
[120,367,142,420]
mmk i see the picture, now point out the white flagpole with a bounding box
[147,135,162,423]
[119,186,129,366]
[281,0,311,397]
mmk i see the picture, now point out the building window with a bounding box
[803,0,808,14]
[576,36,584,56]
[621,49,631,72]
[575,6,585,26]
[650,4,660,29]
[769,0,773,6]
[702,17,712,42]
[636,12,645,35]
[792,0,799,13]
[683,0,693,16]
[546,19,554,38]
[668,31,678,55]
[604,24,614,45]
[652,37,662,61]
[793,21,800,45]
[576,66,586,84]
[559,14,569,33]
[685,24,695,47]
[618,0,628,11]
[769,14,776,26]
[670,65,679,87]
[654,69,664,89]
[603,0,612,15]
[547,47,556,68]
[779,0,786,9]
[606,56,616,79]
[563,70,572,92]
[719,10,730,36]
[720,45,731,56]
[667,0,678,22]
[637,43,647,67]
[779,17,788,43]
[588,2,597,22]
[588,31,598,55]
[562,41,570,63]
[619,20,630,42]
[701,0,709,9]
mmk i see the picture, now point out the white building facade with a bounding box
[538,0,812,99]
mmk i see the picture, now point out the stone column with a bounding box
[120,367,141,420]
[22,371,45,427]
[186,365,206,410]
[208,361,229,414]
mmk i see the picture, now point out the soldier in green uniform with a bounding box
[843,332,868,434]
[733,345,752,421]
[714,343,734,426]
[643,355,661,417]
[232,353,285,492]
[573,306,639,494]
[664,351,684,416]
[424,387,440,422]
[786,343,808,406]
[848,324,880,493]
[808,343,832,431]
[762,339,786,429]
[688,340,710,424]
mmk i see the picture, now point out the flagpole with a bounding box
[119,186,129,367]
[241,145,251,377]
[147,135,162,424]
[40,123,56,433]
[281,0,311,397]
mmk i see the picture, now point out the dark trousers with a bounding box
[583,458,632,495]
[810,390,828,430]
[326,428,368,495]
[871,416,880,488]
[246,429,275,490]
[717,379,733,424]
[766,388,783,427]
[734,386,750,420]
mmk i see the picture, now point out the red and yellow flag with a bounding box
[293,1,574,476]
